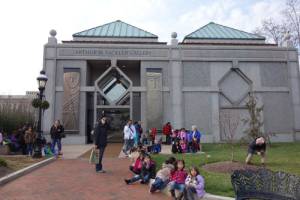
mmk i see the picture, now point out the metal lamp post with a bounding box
[33,70,48,158]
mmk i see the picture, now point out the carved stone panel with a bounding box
[146,69,162,129]
[63,72,80,131]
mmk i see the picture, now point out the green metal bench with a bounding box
[231,168,300,200]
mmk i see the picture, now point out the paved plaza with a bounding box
[0,144,168,200]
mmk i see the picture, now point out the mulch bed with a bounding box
[0,166,14,178]
[0,155,45,178]
[203,161,262,174]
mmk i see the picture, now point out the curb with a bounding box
[0,157,56,186]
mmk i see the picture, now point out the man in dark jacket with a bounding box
[94,117,110,173]
[50,120,64,155]
[245,137,266,165]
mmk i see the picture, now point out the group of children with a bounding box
[171,126,202,154]
[124,146,205,200]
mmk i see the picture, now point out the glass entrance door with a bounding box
[97,108,130,142]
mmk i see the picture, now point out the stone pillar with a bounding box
[43,30,58,134]
[79,62,87,140]
[170,32,183,129]
[288,60,300,141]
[211,94,220,142]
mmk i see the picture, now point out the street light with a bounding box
[33,70,48,158]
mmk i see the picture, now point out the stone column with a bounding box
[79,62,87,139]
[288,60,300,141]
[170,32,183,129]
[43,30,58,135]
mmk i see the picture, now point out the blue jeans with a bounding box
[169,181,185,192]
[123,139,134,154]
[128,173,150,184]
[51,138,62,153]
[26,143,33,155]
[152,177,168,190]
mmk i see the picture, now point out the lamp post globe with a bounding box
[33,70,48,158]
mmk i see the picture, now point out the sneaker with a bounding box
[149,186,156,193]
[96,170,106,173]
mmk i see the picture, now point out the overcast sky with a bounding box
[0,0,285,95]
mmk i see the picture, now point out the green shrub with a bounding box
[0,105,35,133]
[0,157,8,167]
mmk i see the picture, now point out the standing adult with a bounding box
[122,119,135,156]
[24,126,36,156]
[50,120,64,155]
[94,117,110,173]
[163,122,172,145]
[245,137,266,165]
[191,125,201,152]
[134,121,143,146]
[0,128,3,145]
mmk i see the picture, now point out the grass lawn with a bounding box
[151,142,300,197]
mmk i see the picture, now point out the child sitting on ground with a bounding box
[172,139,182,154]
[150,157,176,193]
[125,154,156,184]
[169,160,188,200]
[129,149,145,175]
[180,139,187,153]
[184,166,205,200]
[151,135,162,154]
[43,142,54,157]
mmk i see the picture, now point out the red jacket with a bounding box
[171,169,188,184]
[133,157,143,172]
[163,124,172,135]
[150,128,157,140]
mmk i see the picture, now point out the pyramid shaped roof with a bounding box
[73,20,158,38]
[184,22,265,41]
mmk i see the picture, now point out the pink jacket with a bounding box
[171,169,188,184]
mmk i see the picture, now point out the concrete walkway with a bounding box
[0,144,167,200]
[61,144,93,159]
[0,144,232,200]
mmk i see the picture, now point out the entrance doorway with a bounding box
[92,60,133,143]
[97,108,129,142]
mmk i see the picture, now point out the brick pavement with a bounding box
[0,145,168,200]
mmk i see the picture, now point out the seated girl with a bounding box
[172,139,182,154]
[44,142,54,157]
[169,160,188,200]
[184,166,205,200]
[150,157,176,193]
[129,149,145,175]
[180,139,187,153]
[125,154,156,184]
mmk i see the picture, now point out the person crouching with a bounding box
[150,157,176,193]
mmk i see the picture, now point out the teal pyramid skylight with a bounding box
[184,22,265,40]
[73,20,158,38]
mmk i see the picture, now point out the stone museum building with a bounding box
[42,20,300,144]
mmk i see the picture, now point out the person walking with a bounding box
[50,120,64,155]
[122,119,135,156]
[94,117,110,173]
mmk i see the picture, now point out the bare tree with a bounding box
[255,0,300,47]
[219,109,241,162]
[254,18,287,45]
[283,0,300,47]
